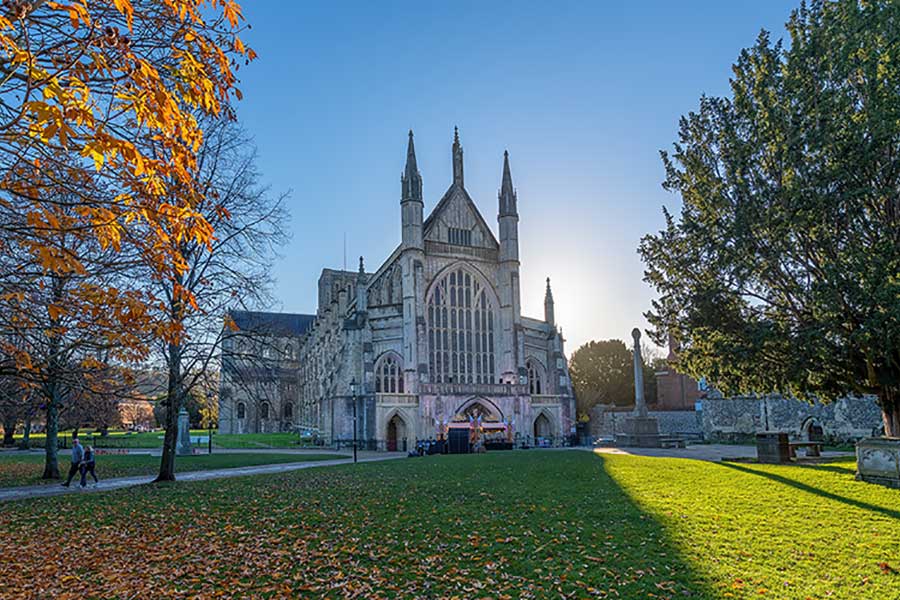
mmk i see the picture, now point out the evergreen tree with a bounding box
[641,0,900,435]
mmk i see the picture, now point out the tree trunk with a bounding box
[879,387,900,438]
[42,391,60,479]
[18,414,32,450]
[1,415,15,446]
[42,275,65,479]
[155,341,182,482]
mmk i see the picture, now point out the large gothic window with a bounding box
[237,402,246,420]
[527,359,545,395]
[375,352,404,393]
[427,266,497,384]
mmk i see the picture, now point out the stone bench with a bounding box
[789,441,823,458]
[659,437,687,449]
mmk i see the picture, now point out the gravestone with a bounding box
[616,328,661,447]
[176,407,193,455]
[856,437,900,488]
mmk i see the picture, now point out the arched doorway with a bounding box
[533,412,553,445]
[387,414,407,452]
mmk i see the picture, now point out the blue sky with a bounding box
[235,1,795,353]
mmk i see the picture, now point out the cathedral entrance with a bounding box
[386,414,407,452]
[533,413,553,446]
[445,398,511,453]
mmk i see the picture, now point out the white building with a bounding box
[219,130,576,450]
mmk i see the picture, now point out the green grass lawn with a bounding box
[15,429,311,449]
[0,452,344,488]
[212,432,315,448]
[1,451,898,599]
[13,429,317,449]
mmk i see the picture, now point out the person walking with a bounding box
[61,438,84,487]
[79,445,99,488]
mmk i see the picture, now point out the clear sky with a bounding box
[235,1,795,353]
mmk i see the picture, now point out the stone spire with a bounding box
[498,150,517,216]
[356,256,368,314]
[452,126,464,187]
[401,129,422,203]
[544,277,555,327]
[401,130,424,249]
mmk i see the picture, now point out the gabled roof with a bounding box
[228,310,316,337]
[422,183,500,249]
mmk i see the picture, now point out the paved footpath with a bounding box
[0,454,404,504]
[586,443,853,462]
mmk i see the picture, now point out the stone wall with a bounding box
[589,395,882,443]
[700,395,883,442]
[590,405,702,438]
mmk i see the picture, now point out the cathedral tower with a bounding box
[498,150,519,263]
[401,130,423,249]
[498,150,524,382]
[400,130,426,393]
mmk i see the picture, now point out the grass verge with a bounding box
[0,451,897,598]
[0,452,344,488]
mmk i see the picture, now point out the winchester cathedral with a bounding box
[219,130,576,450]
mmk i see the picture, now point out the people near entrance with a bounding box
[79,445,99,488]
[61,438,84,487]
[409,438,446,457]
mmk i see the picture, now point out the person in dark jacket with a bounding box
[61,438,83,487]
[79,445,98,488]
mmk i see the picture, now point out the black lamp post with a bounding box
[350,379,358,464]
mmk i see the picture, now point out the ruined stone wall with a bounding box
[700,395,882,442]
[589,394,880,443]
[590,405,701,438]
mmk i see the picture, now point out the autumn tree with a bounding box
[0,1,253,475]
[2,175,160,477]
[58,361,131,437]
[0,372,22,445]
[640,0,900,435]
[118,397,154,430]
[148,118,288,481]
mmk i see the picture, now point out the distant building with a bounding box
[652,337,701,411]
[219,130,577,448]
[218,311,314,434]
[118,399,155,431]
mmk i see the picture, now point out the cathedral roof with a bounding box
[422,183,500,249]
[229,310,316,337]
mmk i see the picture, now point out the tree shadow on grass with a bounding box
[718,461,900,521]
[792,461,856,476]
[583,452,715,598]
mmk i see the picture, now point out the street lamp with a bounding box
[349,379,358,464]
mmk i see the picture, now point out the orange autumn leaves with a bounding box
[0,0,255,367]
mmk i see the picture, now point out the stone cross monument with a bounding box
[615,328,661,447]
[632,328,647,418]
[176,407,193,455]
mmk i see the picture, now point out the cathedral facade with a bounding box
[218,130,576,450]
